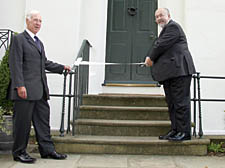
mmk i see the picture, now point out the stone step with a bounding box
[75,119,171,136]
[82,94,167,107]
[60,93,206,156]
[79,105,169,120]
[52,135,210,156]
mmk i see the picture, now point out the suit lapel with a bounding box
[158,20,173,37]
[23,31,42,53]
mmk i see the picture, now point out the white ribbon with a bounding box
[71,58,146,71]
[73,61,145,66]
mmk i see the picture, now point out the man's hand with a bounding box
[17,86,27,99]
[145,57,153,67]
[64,65,71,72]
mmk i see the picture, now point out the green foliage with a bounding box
[0,48,13,115]
[208,142,225,153]
[0,47,13,134]
[0,32,16,134]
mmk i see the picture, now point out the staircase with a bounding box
[52,94,210,155]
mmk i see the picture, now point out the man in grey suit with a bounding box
[8,10,71,163]
[145,8,196,141]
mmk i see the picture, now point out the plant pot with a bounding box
[0,115,13,153]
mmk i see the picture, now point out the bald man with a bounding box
[145,8,196,141]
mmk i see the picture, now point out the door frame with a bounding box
[104,0,158,85]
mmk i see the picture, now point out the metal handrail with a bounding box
[59,40,92,136]
[44,40,92,136]
[192,73,203,138]
[72,40,91,135]
[191,73,225,138]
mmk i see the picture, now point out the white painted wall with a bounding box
[158,0,186,29]
[185,0,225,135]
[78,0,108,94]
[0,0,25,31]
[0,0,26,59]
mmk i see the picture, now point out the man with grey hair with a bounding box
[145,8,196,141]
[8,10,70,163]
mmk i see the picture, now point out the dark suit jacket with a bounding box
[147,20,196,82]
[8,31,64,100]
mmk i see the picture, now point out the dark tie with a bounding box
[34,36,41,52]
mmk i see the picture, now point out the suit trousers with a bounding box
[162,75,192,135]
[12,96,55,157]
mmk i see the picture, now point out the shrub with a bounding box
[0,47,13,131]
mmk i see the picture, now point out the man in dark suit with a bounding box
[145,8,196,141]
[8,10,71,163]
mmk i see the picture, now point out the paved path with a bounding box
[1,153,225,168]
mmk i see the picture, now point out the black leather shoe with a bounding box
[14,153,36,163]
[41,151,67,160]
[168,132,191,141]
[159,130,177,140]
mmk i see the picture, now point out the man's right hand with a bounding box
[17,86,27,99]
[145,57,153,67]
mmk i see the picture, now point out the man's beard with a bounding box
[159,23,166,28]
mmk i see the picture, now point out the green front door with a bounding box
[105,0,158,84]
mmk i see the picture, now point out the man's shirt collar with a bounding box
[25,29,36,41]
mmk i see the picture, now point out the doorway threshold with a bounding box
[103,83,159,87]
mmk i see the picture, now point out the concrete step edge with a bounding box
[75,119,171,126]
[80,105,168,111]
[83,94,165,99]
[52,135,210,146]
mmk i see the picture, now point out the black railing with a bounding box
[32,40,91,137]
[56,39,92,136]
[191,73,225,138]
[0,29,13,53]
[192,72,203,138]
[70,40,91,136]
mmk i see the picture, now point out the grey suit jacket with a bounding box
[8,31,64,100]
[147,20,196,82]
